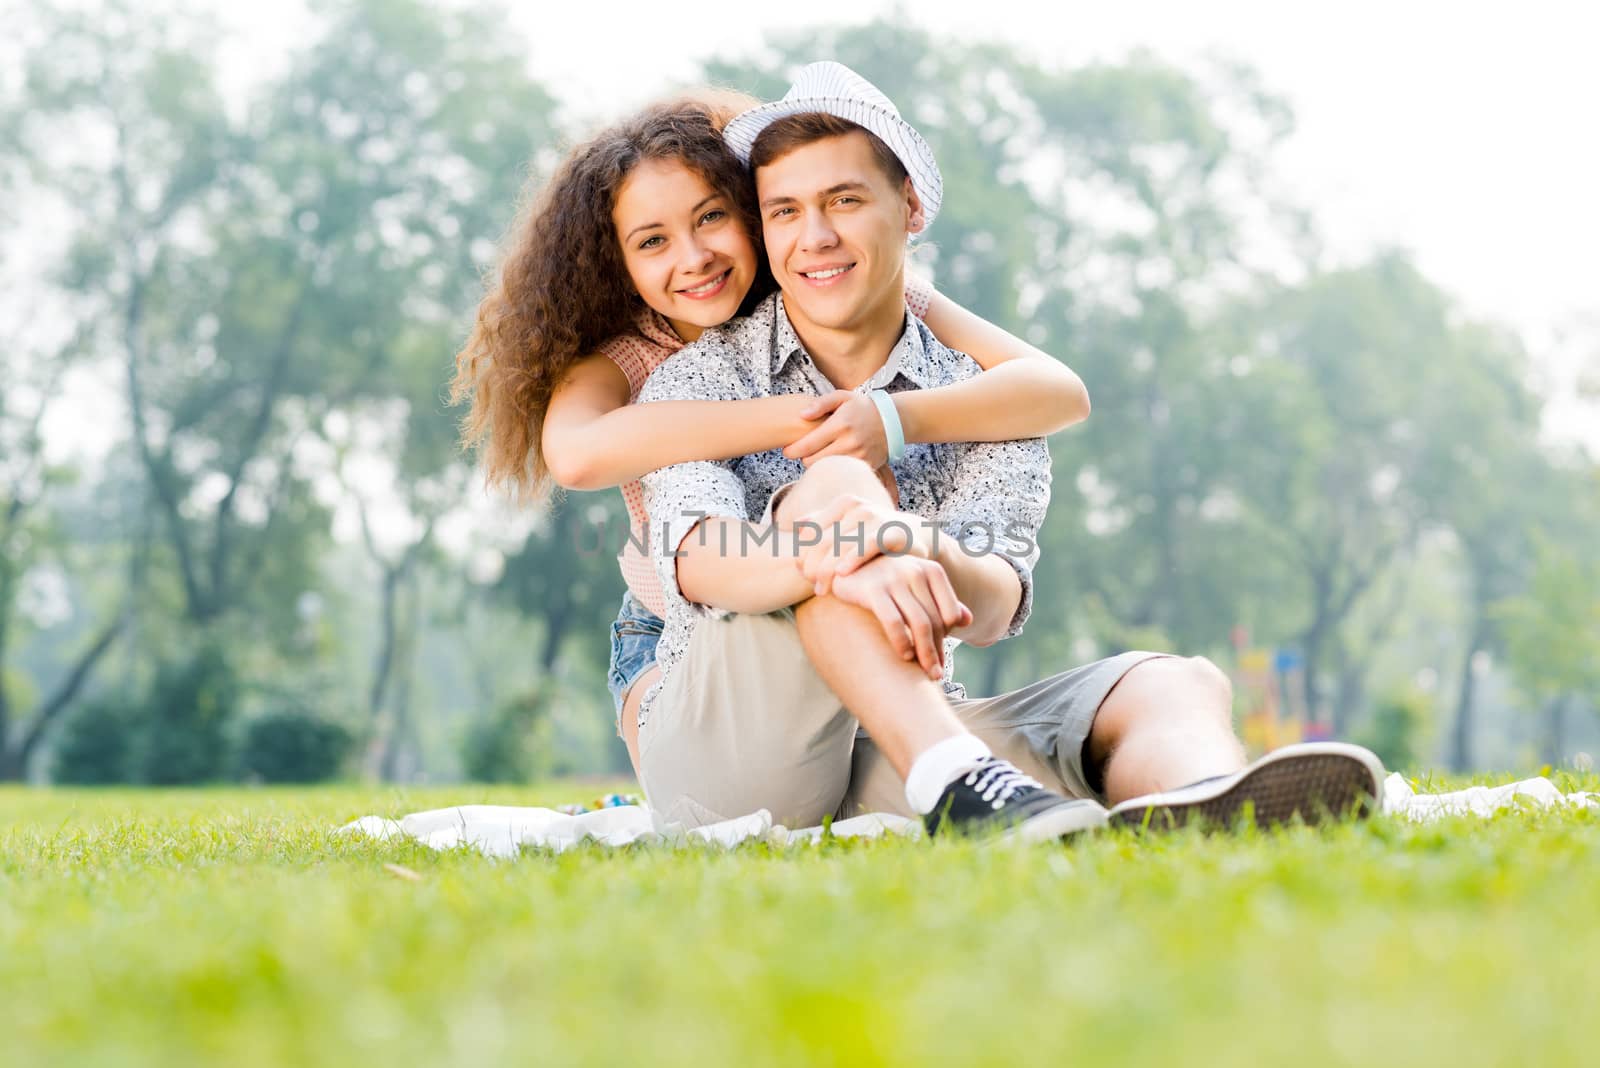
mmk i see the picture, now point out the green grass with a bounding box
[3,776,1598,1068]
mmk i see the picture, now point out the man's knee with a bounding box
[1183,655,1234,711]
[776,455,888,522]
[804,454,880,491]
[1098,654,1235,734]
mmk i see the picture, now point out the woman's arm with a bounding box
[541,354,820,491]
[899,289,1090,443]
[783,290,1091,463]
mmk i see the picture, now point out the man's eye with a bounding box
[770,207,794,219]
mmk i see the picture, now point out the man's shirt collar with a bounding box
[770,292,942,393]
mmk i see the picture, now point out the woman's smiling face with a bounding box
[612,158,758,342]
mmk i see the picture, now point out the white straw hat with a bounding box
[723,61,943,229]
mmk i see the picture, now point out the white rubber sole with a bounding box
[1108,742,1386,831]
[997,799,1111,845]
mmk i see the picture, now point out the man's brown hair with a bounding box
[748,113,909,189]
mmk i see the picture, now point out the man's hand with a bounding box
[829,555,972,680]
[784,390,889,468]
[793,494,930,598]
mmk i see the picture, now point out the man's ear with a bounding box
[903,177,926,236]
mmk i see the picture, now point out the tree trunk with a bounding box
[1544,695,1568,768]
[378,569,422,783]
[0,611,124,782]
[1331,660,1365,740]
[1451,613,1489,772]
[540,601,571,674]
[368,564,402,730]
[1299,614,1330,728]
[0,530,19,761]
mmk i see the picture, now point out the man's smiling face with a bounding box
[755,130,924,336]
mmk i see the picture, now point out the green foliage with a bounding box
[239,710,352,784]
[493,496,629,677]
[127,646,238,785]
[1357,686,1431,772]
[459,689,553,784]
[49,696,136,785]
[1496,529,1600,706]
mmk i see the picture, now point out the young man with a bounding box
[633,62,1383,840]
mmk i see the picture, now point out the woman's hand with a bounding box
[783,390,890,469]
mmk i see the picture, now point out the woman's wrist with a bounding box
[769,394,823,443]
[890,388,931,445]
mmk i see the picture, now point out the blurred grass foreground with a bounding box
[3,779,1598,1067]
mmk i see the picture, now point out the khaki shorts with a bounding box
[637,610,1167,829]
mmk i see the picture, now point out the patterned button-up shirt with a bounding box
[635,291,1051,728]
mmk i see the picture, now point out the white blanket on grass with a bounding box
[340,805,921,859]
[1381,773,1598,821]
[338,773,1597,858]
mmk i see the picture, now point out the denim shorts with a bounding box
[606,591,665,729]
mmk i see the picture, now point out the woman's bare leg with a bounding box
[619,663,660,784]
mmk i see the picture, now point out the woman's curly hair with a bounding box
[451,90,770,504]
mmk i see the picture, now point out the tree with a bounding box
[1406,314,1552,769]
[1218,255,1459,732]
[0,48,127,777]
[12,0,561,778]
[1496,503,1600,765]
[493,495,630,680]
[256,0,560,777]
[17,1,324,656]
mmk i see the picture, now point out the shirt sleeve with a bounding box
[636,339,756,621]
[936,435,1052,639]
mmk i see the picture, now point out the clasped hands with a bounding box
[783,389,891,468]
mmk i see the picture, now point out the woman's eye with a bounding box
[639,235,664,250]
[699,209,726,225]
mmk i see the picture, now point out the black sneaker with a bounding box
[924,757,1109,843]
[1108,741,1385,831]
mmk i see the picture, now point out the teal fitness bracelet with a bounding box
[868,388,906,463]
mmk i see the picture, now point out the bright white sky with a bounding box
[211,0,1599,449]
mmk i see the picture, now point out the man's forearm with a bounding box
[674,518,814,614]
[933,539,1022,646]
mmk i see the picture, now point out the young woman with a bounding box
[452,93,1090,776]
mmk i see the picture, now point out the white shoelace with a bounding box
[965,759,1045,809]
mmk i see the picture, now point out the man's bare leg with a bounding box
[1089,658,1384,827]
[775,457,966,779]
[1086,655,1246,806]
[733,456,1110,838]
[795,597,964,780]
